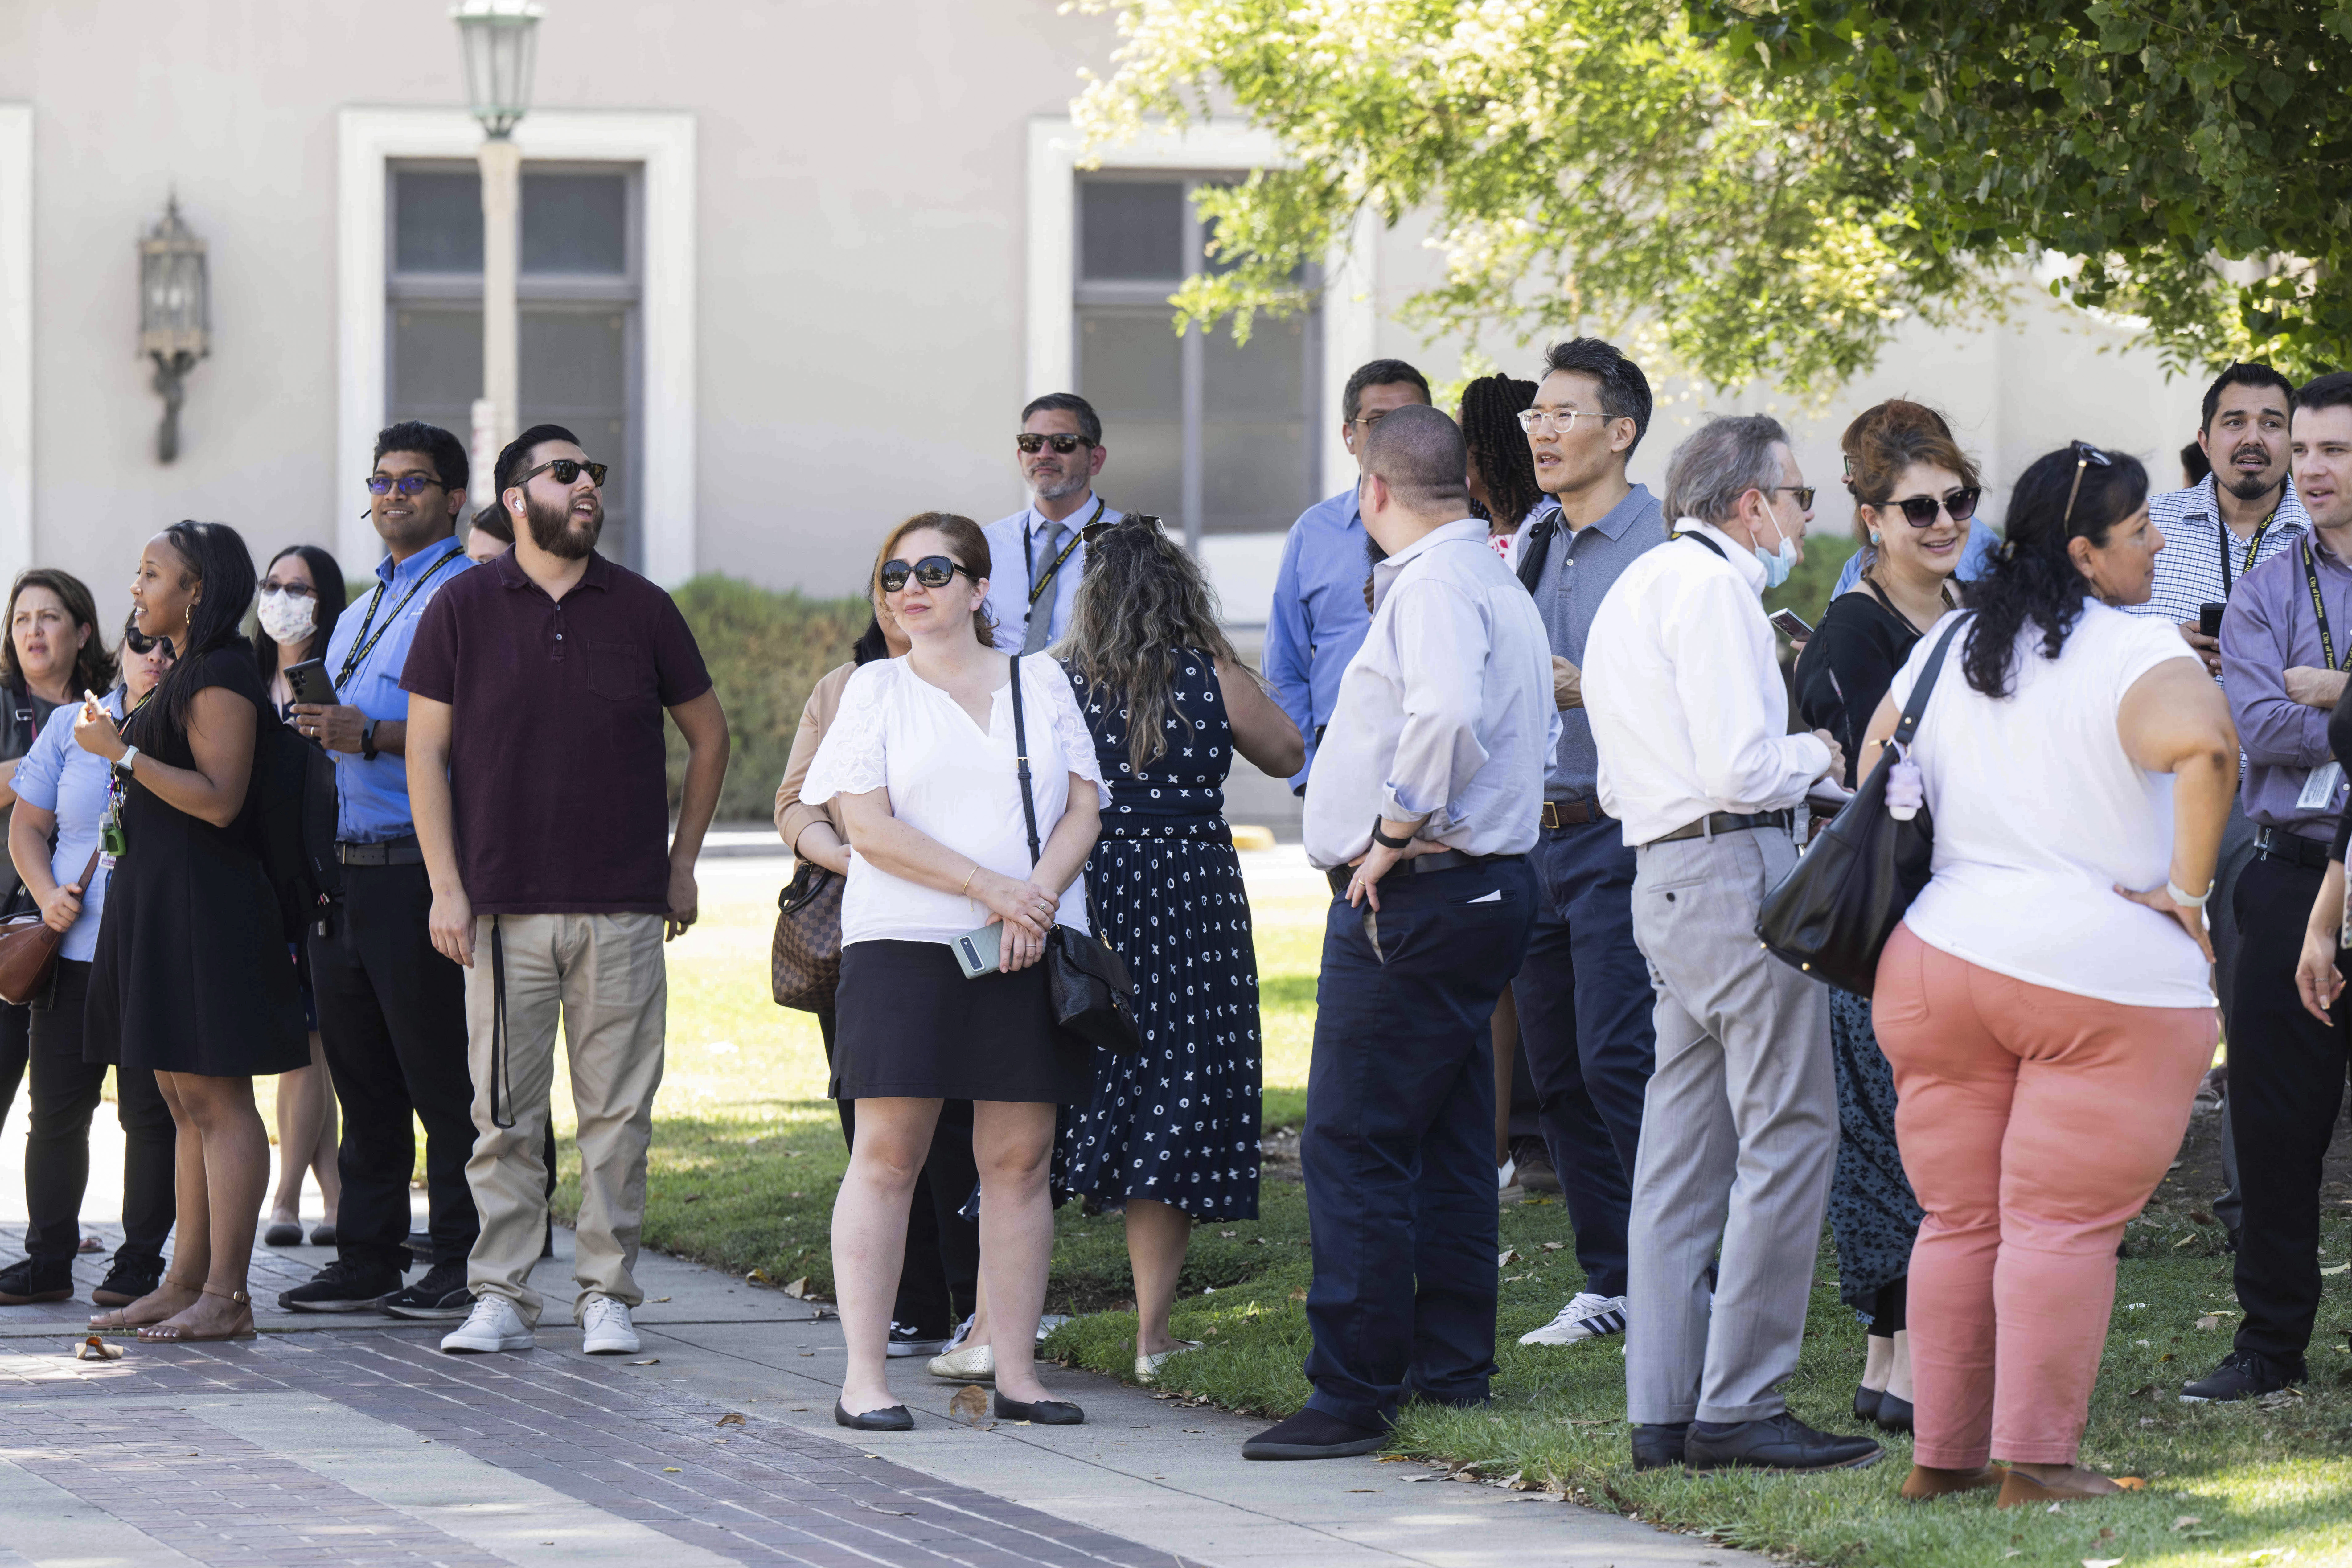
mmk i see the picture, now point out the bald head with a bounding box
[1357,403,1475,556]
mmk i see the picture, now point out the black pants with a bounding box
[309,860,478,1273]
[2228,853,2352,1372]
[819,1010,980,1339]
[0,1000,27,1134]
[25,960,174,1263]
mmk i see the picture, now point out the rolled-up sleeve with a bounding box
[2220,588,2333,768]
[1379,580,1492,831]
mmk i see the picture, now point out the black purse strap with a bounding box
[1892,614,1970,749]
[1008,656,1044,869]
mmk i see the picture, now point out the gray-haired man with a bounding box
[1582,414,1880,1475]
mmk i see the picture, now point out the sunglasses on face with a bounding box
[1080,512,1165,545]
[512,458,610,490]
[122,627,169,656]
[366,473,444,497]
[1761,485,1818,510]
[260,581,318,600]
[1016,433,1094,455]
[879,556,978,594]
[1882,487,1982,527]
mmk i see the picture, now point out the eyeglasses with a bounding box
[879,555,978,593]
[511,458,609,491]
[2062,441,2112,530]
[1080,513,1165,544]
[1516,408,1619,435]
[1879,487,1982,527]
[365,474,445,497]
[122,627,168,656]
[1016,433,1094,455]
[1760,485,1818,510]
[259,582,318,600]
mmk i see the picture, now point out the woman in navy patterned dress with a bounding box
[1057,518,1304,1383]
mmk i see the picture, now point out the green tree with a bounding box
[1072,0,2003,395]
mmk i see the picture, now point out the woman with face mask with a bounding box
[253,544,348,1250]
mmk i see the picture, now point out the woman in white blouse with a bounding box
[801,512,1105,1432]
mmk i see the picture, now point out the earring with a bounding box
[1869,531,1882,545]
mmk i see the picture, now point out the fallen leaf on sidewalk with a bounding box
[780,1277,812,1298]
[716,1413,746,1427]
[662,1467,682,1473]
[74,1337,122,1362]
[949,1385,991,1423]
[631,1358,661,1366]
[651,1296,672,1303]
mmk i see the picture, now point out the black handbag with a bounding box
[1755,614,1968,996]
[1008,656,1143,1053]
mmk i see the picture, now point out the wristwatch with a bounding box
[360,717,379,761]
[111,745,140,782]
[1369,818,1415,850]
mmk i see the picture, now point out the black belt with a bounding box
[2254,826,2332,872]
[1325,850,1524,896]
[336,838,425,867]
[1643,809,1794,847]
[1542,798,1612,830]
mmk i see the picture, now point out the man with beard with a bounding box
[402,425,731,1357]
[982,393,1124,654]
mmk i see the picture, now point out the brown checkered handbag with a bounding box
[770,860,843,1012]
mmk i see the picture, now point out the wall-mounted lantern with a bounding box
[138,196,209,464]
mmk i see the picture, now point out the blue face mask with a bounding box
[1752,509,1799,589]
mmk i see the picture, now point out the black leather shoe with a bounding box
[1874,1391,1914,1434]
[833,1400,914,1432]
[1852,1385,1883,1423]
[1242,1407,1386,1460]
[1629,1422,1690,1471]
[1684,1412,1883,1473]
[2180,1348,2302,1403]
[993,1392,1084,1425]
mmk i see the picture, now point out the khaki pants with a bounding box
[462,912,667,1324]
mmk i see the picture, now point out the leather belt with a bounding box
[1542,798,1611,830]
[336,839,425,867]
[2254,826,2332,872]
[1326,850,1525,896]
[1643,808,1795,847]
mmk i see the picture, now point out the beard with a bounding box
[524,491,602,560]
[1029,465,1090,504]
[2219,458,2282,504]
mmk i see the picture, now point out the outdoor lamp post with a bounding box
[138,196,209,465]
[452,0,542,503]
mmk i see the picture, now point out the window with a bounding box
[1073,174,1319,543]
[386,164,641,567]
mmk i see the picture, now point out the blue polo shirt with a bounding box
[322,536,473,842]
[1264,486,1373,793]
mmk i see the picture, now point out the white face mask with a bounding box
[257,587,317,646]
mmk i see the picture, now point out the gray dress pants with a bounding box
[1623,826,1834,1426]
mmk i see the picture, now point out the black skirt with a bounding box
[832,939,1092,1104]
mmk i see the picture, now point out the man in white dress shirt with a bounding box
[1582,413,1881,1475]
[981,393,1126,653]
[1241,405,1554,1462]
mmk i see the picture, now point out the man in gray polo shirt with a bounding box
[1505,338,1668,1353]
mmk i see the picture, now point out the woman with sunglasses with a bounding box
[1791,400,1979,1437]
[799,513,1105,1430]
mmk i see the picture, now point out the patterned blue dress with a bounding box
[1058,650,1263,1221]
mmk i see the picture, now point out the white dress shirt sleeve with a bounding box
[1380,578,1493,832]
[1668,573,1831,807]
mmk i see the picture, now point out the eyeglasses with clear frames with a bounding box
[1516,408,1619,436]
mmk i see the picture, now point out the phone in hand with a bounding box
[285,659,339,707]
[952,922,1004,979]
[1768,608,1813,640]
[2198,602,2224,639]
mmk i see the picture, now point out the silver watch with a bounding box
[111,745,141,782]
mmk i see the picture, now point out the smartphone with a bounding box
[2198,602,2224,639]
[1767,608,1812,640]
[285,659,339,707]
[952,922,1004,979]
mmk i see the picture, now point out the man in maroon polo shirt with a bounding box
[402,423,730,1357]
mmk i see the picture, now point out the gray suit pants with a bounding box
[1623,826,1834,1426]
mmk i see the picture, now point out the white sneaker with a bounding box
[440,1293,535,1354]
[1135,1340,1202,1384]
[1518,1291,1628,1347]
[578,1294,641,1355]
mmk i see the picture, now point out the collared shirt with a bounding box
[11,688,124,964]
[1521,483,1670,797]
[1831,519,2004,598]
[321,535,472,842]
[980,498,1120,653]
[1584,520,1835,847]
[2218,529,2352,839]
[2127,474,2310,646]
[1265,486,1373,792]
[1302,517,1557,870]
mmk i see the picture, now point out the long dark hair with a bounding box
[1460,372,1544,530]
[0,568,115,700]
[1061,518,1240,775]
[1960,445,2149,699]
[131,521,261,743]
[253,543,347,679]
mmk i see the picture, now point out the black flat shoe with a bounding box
[1684,1412,1882,1473]
[1874,1391,1914,1434]
[1630,1421,1691,1471]
[992,1392,1084,1426]
[261,1222,303,1248]
[1241,1407,1386,1460]
[833,1400,913,1432]
[1853,1385,1884,1423]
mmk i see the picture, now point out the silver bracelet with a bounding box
[2166,878,2212,909]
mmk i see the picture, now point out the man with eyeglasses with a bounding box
[981,393,1124,654]
[278,421,484,1321]
[1266,358,1432,793]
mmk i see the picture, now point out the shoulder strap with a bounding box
[1513,514,1555,592]
[1008,656,1043,869]
[1893,614,1969,747]
[1673,527,1728,560]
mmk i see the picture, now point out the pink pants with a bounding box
[1871,925,2214,1467]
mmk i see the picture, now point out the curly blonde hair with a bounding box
[1058,520,1240,776]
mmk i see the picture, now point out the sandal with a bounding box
[89,1274,203,1331]
[138,1285,257,1343]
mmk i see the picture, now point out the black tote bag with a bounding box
[1755,614,1967,996]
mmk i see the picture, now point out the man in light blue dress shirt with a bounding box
[1263,359,1431,792]
[982,393,1124,653]
[277,421,482,1322]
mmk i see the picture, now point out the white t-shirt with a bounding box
[1891,601,2213,1009]
[800,654,1107,947]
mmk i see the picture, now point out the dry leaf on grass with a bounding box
[1541,1241,1566,1252]
[2195,1315,2221,1330]
[73,1336,122,1361]
[2112,1476,2147,1490]
[2171,1516,2202,1531]
[1497,1249,1521,1267]
[948,1384,991,1423]
[716,1412,746,1427]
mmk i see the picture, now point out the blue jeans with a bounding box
[1301,858,1537,1430]
[1508,819,1655,1298]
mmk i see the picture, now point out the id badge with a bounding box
[2297,760,2345,812]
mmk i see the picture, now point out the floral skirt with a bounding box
[1828,988,1926,1321]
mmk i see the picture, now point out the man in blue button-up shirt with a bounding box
[278,421,482,1321]
[1263,359,1431,792]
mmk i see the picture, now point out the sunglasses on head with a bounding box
[1079,512,1165,545]
[879,555,978,594]
[366,473,445,497]
[1016,433,1094,455]
[1880,487,1982,527]
[2062,441,2113,530]
[511,458,609,491]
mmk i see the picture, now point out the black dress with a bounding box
[1793,587,1931,1322]
[1058,649,1262,1221]
[87,646,307,1079]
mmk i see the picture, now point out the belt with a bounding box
[2253,826,2332,872]
[336,839,425,867]
[1325,850,1524,896]
[1541,798,1612,830]
[1643,808,1795,847]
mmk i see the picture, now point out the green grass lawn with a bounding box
[562,850,2352,1568]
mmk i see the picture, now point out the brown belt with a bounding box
[1541,798,1611,830]
[1644,808,1794,846]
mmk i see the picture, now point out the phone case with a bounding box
[952,922,1004,979]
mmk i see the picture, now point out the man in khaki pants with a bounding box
[403,423,729,1356]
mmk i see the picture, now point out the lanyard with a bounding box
[335,541,462,690]
[2219,504,2276,596]
[1025,497,1101,608]
[2302,541,2352,673]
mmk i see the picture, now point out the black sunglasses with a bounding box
[879,555,978,594]
[122,625,170,656]
[366,473,446,497]
[1080,512,1165,544]
[2062,441,2113,530]
[511,458,609,491]
[1882,487,1982,527]
[1016,433,1094,455]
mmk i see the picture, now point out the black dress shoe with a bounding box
[1684,1412,1883,1473]
[2180,1347,2301,1403]
[833,1400,914,1432]
[992,1392,1084,1426]
[1242,1407,1386,1460]
[1873,1391,1914,1434]
[1852,1385,1884,1423]
[1630,1422,1690,1471]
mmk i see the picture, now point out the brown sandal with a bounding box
[1996,1467,2120,1508]
[1901,1463,2006,1500]
[88,1274,204,1331]
[138,1285,256,1343]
